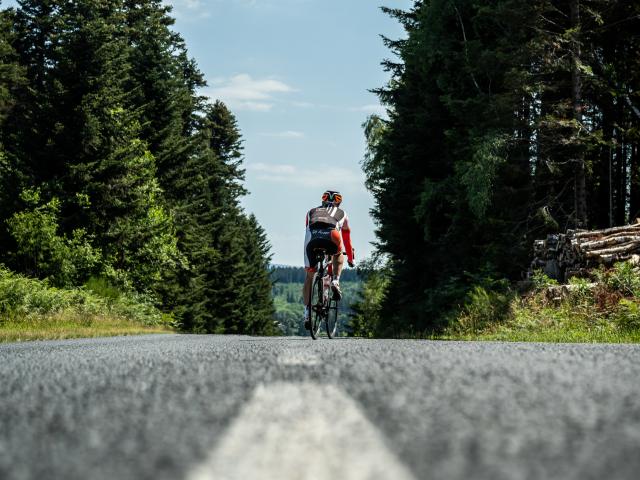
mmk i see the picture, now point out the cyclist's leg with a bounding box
[331,251,344,281]
[330,229,345,281]
[303,231,320,324]
[303,268,315,306]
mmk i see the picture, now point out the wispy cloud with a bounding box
[289,101,387,116]
[246,162,365,191]
[249,163,297,175]
[349,104,387,116]
[260,131,305,139]
[163,0,211,20]
[291,101,315,108]
[204,74,295,112]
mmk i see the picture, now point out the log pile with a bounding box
[530,221,640,282]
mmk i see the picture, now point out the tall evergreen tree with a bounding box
[367,0,540,334]
[0,0,275,333]
[0,5,27,234]
[365,0,640,336]
[4,0,182,289]
[122,0,205,195]
[175,101,274,334]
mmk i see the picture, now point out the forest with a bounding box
[354,0,640,337]
[0,0,275,335]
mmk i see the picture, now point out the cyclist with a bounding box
[303,190,354,330]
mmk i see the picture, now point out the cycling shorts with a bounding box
[304,228,343,272]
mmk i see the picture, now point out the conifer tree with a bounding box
[364,0,640,336]
[0,5,27,240]
[5,0,182,289]
[122,0,205,195]
[369,0,542,334]
[0,0,275,334]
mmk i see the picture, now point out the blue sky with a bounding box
[166,0,413,266]
[5,0,411,266]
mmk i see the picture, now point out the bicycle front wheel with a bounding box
[326,298,339,338]
[309,274,324,340]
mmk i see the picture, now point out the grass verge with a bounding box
[0,266,174,343]
[0,315,171,343]
[443,263,640,344]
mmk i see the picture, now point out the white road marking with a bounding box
[186,382,416,480]
[277,351,320,366]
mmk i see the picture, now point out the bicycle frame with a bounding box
[309,250,339,339]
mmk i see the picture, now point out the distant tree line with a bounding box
[0,0,275,334]
[271,265,360,284]
[356,0,640,336]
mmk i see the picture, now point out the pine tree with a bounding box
[172,101,274,334]
[4,0,183,290]
[364,0,640,337]
[368,0,541,334]
[236,214,276,335]
[1,0,276,334]
[0,5,27,244]
[122,0,205,196]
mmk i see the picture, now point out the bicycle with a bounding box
[308,249,340,340]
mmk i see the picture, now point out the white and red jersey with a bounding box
[304,205,354,264]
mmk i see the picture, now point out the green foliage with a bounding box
[446,260,640,342]
[612,299,640,331]
[0,265,165,326]
[0,8,25,124]
[531,270,559,290]
[0,0,275,336]
[600,261,640,297]
[451,285,512,335]
[458,133,508,219]
[365,0,640,337]
[7,189,101,287]
[349,257,389,337]
[272,283,305,336]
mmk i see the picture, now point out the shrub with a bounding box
[612,299,640,331]
[531,269,558,290]
[603,261,640,297]
[6,189,101,287]
[0,266,166,326]
[452,285,512,334]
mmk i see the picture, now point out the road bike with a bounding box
[309,250,340,340]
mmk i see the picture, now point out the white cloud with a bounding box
[163,0,211,20]
[291,101,315,108]
[349,104,387,116]
[246,162,365,191]
[165,0,314,21]
[289,102,388,116]
[204,74,295,112]
[249,163,297,174]
[260,131,305,139]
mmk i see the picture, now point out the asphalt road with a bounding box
[1,335,640,480]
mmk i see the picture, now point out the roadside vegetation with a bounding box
[351,261,640,343]
[445,263,640,343]
[0,267,171,342]
[354,1,640,340]
[0,1,275,340]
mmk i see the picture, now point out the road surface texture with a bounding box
[1,335,640,480]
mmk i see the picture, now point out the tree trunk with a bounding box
[570,0,587,227]
[615,123,625,225]
[631,144,640,221]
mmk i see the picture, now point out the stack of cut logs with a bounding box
[530,221,640,282]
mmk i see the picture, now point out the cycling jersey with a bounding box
[304,205,353,272]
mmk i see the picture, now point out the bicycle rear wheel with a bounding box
[326,298,339,338]
[309,274,324,340]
